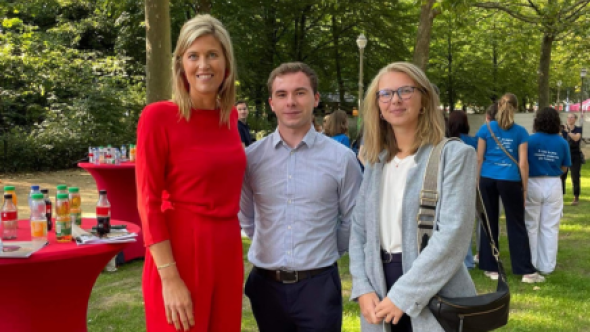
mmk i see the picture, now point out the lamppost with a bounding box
[356,33,367,130]
[581,68,587,127]
[557,80,562,110]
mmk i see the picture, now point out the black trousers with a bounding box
[478,177,536,275]
[561,151,581,197]
[383,253,413,332]
[244,265,342,332]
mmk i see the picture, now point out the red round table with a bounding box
[0,218,138,332]
[78,162,144,261]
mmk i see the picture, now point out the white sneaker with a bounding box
[473,254,479,264]
[522,272,545,283]
[484,271,499,280]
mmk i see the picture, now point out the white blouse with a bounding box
[380,154,417,253]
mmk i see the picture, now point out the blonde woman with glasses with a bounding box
[349,62,477,332]
[136,15,244,332]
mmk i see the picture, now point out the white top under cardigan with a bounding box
[380,154,417,253]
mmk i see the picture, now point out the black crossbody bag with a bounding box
[417,138,510,332]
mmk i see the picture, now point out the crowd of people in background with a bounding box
[135,13,582,332]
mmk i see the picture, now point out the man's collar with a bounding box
[271,124,318,149]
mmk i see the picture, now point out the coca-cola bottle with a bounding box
[41,189,52,231]
[1,194,18,240]
[96,190,111,236]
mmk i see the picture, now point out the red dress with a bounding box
[136,101,246,332]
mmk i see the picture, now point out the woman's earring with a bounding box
[420,107,426,115]
[379,113,384,119]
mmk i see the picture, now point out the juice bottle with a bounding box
[1,194,18,240]
[129,144,136,162]
[30,193,47,246]
[55,193,72,243]
[3,186,18,206]
[99,146,105,164]
[69,187,82,226]
[56,184,67,203]
[96,190,111,236]
[88,146,94,163]
[41,189,52,231]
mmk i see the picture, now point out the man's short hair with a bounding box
[267,62,319,95]
[235,100,247,106]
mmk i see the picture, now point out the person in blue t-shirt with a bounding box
[525,107,571,274]
[476,93,544,283]
[447,110,478,269]
[324,109,351,147]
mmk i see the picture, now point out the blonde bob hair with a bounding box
[363,62,445,164]
[172,15,236,123]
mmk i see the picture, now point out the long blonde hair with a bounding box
[172,15,236,123]
[496,93,517,130]
[363,62,445,164]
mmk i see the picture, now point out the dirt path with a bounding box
[1,169,102,218]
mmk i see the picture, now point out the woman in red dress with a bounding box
[136,15,245,332]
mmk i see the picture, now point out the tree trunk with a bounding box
[538,33,554,110]
[413,0,437,72]
[447,32,454,112]
[145,0,172,104]
[331,15,345,106]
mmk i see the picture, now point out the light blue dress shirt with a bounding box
[239,125,363,270]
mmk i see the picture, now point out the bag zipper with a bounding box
[456,305,506,332]
[433,293,509,309]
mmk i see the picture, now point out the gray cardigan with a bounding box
[349,141,478,332]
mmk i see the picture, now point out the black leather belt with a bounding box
[253,263,336,284]
[381,250,402,264]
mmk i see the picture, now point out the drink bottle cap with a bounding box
[41,189,49,194]
[68,187,79,193]
[99,189,107,195]
[31,185,40,190]
[107,144,112,147]
[56,185,67,190]
[57,193,69,199]
[31,193,44,199]
[4,186,15,191]
[99,146,104,148]
[4,194,12,199]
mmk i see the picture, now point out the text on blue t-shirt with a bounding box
[528,132,571,177]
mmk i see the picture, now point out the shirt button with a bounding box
[288,199,292,204]
[287,251,291,255]
[288,175,292,179]
[288,226,291,229]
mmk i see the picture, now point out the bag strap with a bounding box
[417,138,507,282]
[486,121,520,167]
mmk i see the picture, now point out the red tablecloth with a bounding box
[78,162,144,261]
[0,218,138,332]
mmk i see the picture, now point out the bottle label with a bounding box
[56,220,72,236]
[31,220,47,237]
[1,211,17,221]
[70,212,82,226]
[96,207,110,215]
[46,206,52,215]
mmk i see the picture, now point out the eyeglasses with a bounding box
[377,86,424,103]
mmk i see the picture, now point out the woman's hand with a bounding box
[358,292,382,324]
[161,274,195,331]
[375,297,404,325]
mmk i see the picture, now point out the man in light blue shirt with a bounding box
[240,62,362,332]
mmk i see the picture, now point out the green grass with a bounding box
[88,166,590,332]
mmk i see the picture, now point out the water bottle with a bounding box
[88,146,94,163]
[121,145,127,161]
[94,147,100,165]
[30,193,47,247]
[114,149,121,165]
[106,145,113,164]
[28,185,41,209]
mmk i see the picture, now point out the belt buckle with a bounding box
[277,270,298,284]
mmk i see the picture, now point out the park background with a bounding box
[1,1,590,331]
